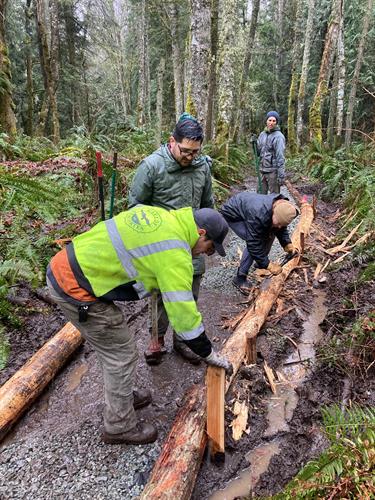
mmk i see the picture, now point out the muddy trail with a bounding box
[1,177,374,499]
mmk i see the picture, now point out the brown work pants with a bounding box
[47,279,138,434]
[260,171,280,194]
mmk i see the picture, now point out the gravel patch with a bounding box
[0,421,161,499]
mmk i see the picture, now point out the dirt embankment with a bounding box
[0,178,373,499]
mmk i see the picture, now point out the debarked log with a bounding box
[0,322,82,441]
[140,199,314,500]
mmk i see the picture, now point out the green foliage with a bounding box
[203,142,249,186]
[0,133,57,161]
[270,405,375,499]
[317,312,375,377]
[303,142,375,232]
[0,326,10,370]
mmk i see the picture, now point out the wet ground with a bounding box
[1,177,374,499]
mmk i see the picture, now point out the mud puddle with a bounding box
[210,290,327,499]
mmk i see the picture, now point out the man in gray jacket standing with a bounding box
[128,113,214,365]
[256,111,286,194]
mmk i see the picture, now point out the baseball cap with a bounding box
[273,200,298,226]
[193,208,229,256]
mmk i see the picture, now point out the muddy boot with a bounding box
[133,389,152,410]
[232,274,252,295]
[144,336,167,365]
[173,334,201,365]
[102,422,158,445]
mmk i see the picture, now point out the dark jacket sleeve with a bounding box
[128,160,153,207]
[274,227,291,249]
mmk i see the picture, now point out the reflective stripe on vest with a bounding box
[162,291,194,302]
[130,240,191,258]
[177,323,205,341]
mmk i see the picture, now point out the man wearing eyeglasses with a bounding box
[128,113,214,365]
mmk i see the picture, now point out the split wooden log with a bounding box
[140,197,314,500]
[0,322,82,441]
[206,366,225,460]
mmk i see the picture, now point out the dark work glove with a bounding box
[204,351,233,376]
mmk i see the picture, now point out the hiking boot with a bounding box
[102,422,158,445]
[173,334,201,365]
[133,389,152,410]
[232,275,251,295]
[144,336,168,366]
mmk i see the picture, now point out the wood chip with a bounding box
[313,263,323,280]
[332,251,351,264]
[264,361,277,394]
[231,401,248,441]
[303,268,309,284]
[326,221,363,255]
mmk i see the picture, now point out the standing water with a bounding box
[210,290,327,499]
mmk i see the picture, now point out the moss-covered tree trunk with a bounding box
[25,0,34,136]
[137,0,150,127]
[335,1,345,147]
[216,0,240,158]
[287,0,304,155]
[205,0,219,141]
[155,57,165,146]
[0,0,17,137]
[308,0,340,144]
[232,0,260,142]
[35,0,60,143]
[345,0,373,147]
[189,0,211,128]
[167,1,185,121]
[63,1,80,127]
[296,0,315,148]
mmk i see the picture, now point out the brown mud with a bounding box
[1,176,374,498]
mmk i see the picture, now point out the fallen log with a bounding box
[0,322,82,441]
[140,197,314,500]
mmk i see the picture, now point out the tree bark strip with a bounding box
[0,322,82,441]
[141,197,314,500]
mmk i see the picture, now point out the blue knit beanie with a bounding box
[266,111,280,123]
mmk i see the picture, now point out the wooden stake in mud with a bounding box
[206,366,225,461]
[0,322,82,441]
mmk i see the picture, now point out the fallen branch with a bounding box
[140,195,314,500]
[0,323,82,441]
[263,361,277,395]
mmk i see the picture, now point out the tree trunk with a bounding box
[205,0,219,141]
[25,0,34,136]
[167,1,184,121]
[272,0,284,109]
[63,1,79,127]
[35,0,60,143]
[296,0,315,148]
[137,0,150,127]
[189,0,211,128]
[287,0,304,154]
[216,0,239,152]
[344,0,373,147]
[232,0,260,141]
[155,57,165,147]
[308,0,340,144]
[0,0,17,136]
[327,55,338,148]
[140,195,314,500]
[0,323,82,441]
[335,0,345,146]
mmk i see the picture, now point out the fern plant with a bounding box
[270,405,375,499]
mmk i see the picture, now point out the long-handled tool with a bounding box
[109,152,117,219]
[144,290,164,365]
[96,151,105,221]
[251,135,262,194]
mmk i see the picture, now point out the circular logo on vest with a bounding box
[124,207,162,233]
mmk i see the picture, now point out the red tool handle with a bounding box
[96,151,103,177]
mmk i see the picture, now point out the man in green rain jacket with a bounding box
[129,113,214,364]
[46,205,231,445]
